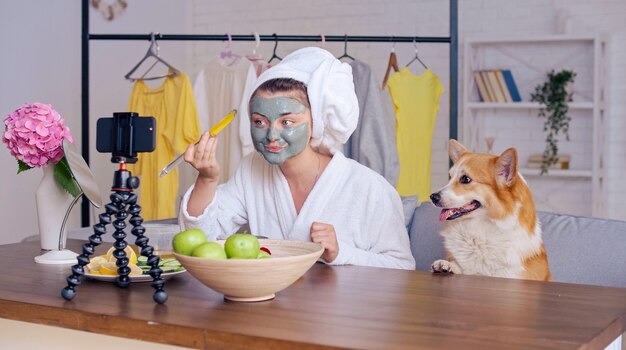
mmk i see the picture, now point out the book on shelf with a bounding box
[495,69,512,102]
[501,69,521,102]
[479,70,498,102]
[472,69,522,103]
[474,71,492,102]
[527,154,571,169]
[486,70,506,102]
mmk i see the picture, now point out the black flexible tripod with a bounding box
[61,158,168,304]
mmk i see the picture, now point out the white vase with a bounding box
[35,166,75,251]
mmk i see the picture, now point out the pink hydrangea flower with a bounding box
[2,103,74,168]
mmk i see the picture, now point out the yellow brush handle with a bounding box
[209,109,237,137]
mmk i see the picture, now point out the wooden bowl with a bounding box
[173,239,323,302]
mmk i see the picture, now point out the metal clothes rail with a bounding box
[80,0,458,226]
[89,33,452,43]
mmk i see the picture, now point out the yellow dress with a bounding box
[388,68,444,200]
[127,72,201,220]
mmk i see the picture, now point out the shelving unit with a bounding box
[466,101,594,110]
[519,168,592,179]
[462,35,608,216]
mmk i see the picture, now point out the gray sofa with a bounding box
[408,202,626,288]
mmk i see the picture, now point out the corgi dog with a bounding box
[429,140,551,281]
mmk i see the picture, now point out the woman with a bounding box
[181,47,415,270]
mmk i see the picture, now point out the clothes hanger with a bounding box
[267,33,283,64]
[337,35,355,61]
[125,32,179,82]
[219,33,241,66]
[405,37,428,70]
[381,39,400,89]
[246,32,263,61]
[246,32,270,77]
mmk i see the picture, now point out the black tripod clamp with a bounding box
[61,162,168,304]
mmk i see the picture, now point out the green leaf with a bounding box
[531,69,576,175]
[17,160,32,174]
[53,157,81,197]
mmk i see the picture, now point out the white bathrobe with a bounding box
[180,152,415,270]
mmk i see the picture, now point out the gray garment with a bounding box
[345,60,400,186]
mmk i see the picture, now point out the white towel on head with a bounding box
[241,47,359,156]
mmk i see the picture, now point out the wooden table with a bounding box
[0,240,624,349]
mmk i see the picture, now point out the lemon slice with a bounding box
[86,256,107,273]
[128,263,142,276]
[105,246,137,265]
[97,261,142,277]
[99,261,118,276]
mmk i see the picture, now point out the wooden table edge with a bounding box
[586,312,626,350]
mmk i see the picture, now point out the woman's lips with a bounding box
[264,145,285,153]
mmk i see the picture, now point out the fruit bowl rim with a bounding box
[173,239,323,264]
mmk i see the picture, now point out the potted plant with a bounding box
[530,69,576,174]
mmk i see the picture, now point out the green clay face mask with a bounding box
[250,96,310,165]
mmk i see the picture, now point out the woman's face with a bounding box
[250,91,311,165]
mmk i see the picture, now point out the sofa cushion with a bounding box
[408,203,626,288]
[408,203,445,272]
[539,212,626,288]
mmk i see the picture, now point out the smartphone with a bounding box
[96,112,156,156]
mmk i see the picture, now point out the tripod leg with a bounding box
[61,201,116,300]
[111,192,132,288]
[127,193,168,304]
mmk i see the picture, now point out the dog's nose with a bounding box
[430,192,441,204]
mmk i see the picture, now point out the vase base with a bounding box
[34,249,78,265]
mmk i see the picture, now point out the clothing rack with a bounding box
[80,0,458,226]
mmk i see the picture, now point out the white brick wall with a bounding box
[459,0,626,218]
[190,0,626,219]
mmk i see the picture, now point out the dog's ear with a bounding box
[449,139,468,164]
[496,147,518,186]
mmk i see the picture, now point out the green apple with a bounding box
[224,233,260,259]
[191,242,227,259]
[257,250,271,259]
[172,228,207,256]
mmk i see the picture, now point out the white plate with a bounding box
[84,269,186,283]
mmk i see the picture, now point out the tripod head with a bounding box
[112,162,140,191]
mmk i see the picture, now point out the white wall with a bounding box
[1,0,625,247]
[0,1,81,245]
[0,0,192,245]
[458,0,626,218]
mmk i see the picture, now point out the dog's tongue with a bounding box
[439,209,454,222]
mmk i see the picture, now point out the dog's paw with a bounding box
[431,260,459,274]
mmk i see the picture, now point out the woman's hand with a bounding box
[310,222,339,263]
[184,132,220,217]
[184,131,220,182]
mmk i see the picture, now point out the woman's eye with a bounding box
[460,175,472,184]
[253,119,266,127]
[282,119,294,127]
